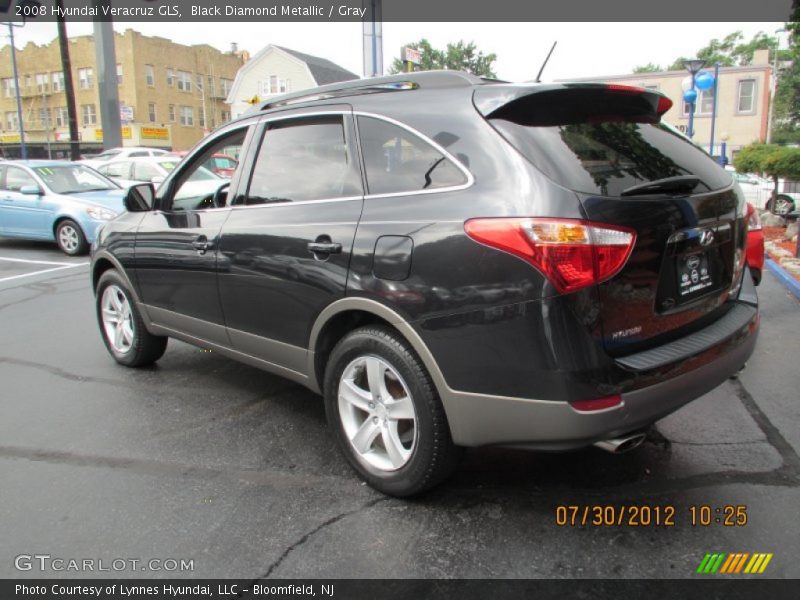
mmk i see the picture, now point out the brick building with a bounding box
[0,29,246,157]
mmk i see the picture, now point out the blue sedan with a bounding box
[0,160,126,255]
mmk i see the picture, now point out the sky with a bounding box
[3,21,788,81]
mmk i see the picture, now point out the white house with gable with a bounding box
[225,45,359,118]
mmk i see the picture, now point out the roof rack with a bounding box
[257,70,486,111]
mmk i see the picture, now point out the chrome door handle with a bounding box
[191,235,215,254]
[307,241,342,254]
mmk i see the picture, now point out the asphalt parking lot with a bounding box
[0,237,799,580]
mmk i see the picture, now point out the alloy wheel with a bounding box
[101,284,134,353]
[338,355,418,471]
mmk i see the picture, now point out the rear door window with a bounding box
[357,116,467,195]
[245,116,362,204]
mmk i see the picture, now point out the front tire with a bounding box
[323,325,462,497]
[55,219,88,255]
[95,269,167,367]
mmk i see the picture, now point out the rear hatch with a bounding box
[476,83,747,355]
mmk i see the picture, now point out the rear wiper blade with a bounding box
[621,175,701,197]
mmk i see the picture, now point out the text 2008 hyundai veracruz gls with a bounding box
[91,72,759,496]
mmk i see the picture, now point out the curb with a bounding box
[765,258,800,301]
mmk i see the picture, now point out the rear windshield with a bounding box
[491,119,732,197]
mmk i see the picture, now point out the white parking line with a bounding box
[0,256,78,267]
[0,262,89,284]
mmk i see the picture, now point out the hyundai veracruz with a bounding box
[90,72,759,496]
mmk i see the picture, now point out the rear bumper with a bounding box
[439,298,759,448]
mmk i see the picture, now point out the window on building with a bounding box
[116,64,123,85]
[145,64,155,86]
[1,78,17,98]
[737,79,756,113]
[5,111,19,130]
[166,69,175,87]
[78,68,93,89]
[198,109,205,128]
[177,71,192,92]
[81,104,97,126]
[35,73,49,94]
[180,106,194,126]
[220,78,233,97]
[245,116,362,204]
[259,76,290,97]
[51,71,64,92]
[357,116,468,195]
[25,74,32,92]
[148,102,157,123]
[195,75,204,93]
[220,110,231,123]
[168,104,176,122]
[38,108,51,128]
[683,88,715,116]
[55,106,68,128]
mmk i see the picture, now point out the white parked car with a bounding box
[729,170,774,211]
[96,156,228,210]
[80,146,169,169]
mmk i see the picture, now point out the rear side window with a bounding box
[133,162,161,182]
[101,161,131,179]
[246,116,362,204]
[357,116,467,195]
[490,103,731,197]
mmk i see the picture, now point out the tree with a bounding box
[734,143,800,206]
[773,15,800,142]
[389,39,497,77]
[633,63,662,74]
[636,30,786,73]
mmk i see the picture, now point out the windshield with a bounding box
[33,165,119,194]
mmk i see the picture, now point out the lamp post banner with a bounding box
[0,0,794,22]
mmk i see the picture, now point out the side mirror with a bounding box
[20,185,42,196]
[123,183,155,212]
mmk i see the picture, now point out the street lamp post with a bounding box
[766,28,786,144]
[683,58,706,139]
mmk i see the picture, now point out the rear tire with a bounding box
[323,325,462,497]
[55,219,88,255]
[95,269,167,367]
[771,195,795,216]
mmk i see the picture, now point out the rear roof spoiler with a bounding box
[473,82,673,123]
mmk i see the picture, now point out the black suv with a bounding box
[91,71,759,496]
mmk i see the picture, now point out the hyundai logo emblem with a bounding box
[699,229,715,246]
[687,255,701,269]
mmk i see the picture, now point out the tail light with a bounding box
[464,218,637,294]
[746,202,762,231]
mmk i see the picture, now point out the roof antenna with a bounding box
[535,41,557,82]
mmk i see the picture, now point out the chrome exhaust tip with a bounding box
[593,432,647,454]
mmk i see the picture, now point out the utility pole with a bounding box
[93,2,122,150]
[6,22,27,159]
[55,0,80,160]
